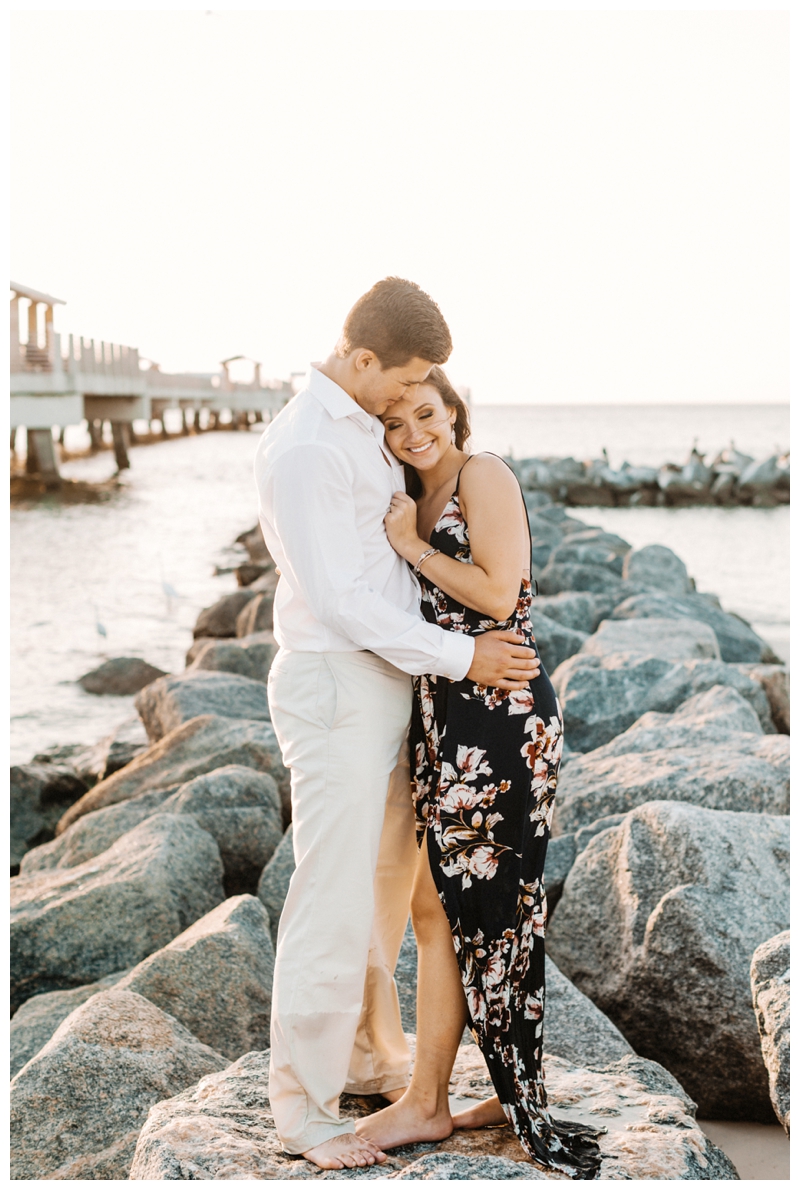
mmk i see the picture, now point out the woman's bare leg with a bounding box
[452,1096,507,1128]
[355,841,468,1149]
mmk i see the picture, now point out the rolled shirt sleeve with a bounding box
[266,443,475,680]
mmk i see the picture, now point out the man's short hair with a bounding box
[336,277,452,369]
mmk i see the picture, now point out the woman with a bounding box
[355,367,602,1178]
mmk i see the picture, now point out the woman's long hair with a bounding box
[403,366,471,498]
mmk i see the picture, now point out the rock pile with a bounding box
[513,445,789,507]
[9,509,788,1178]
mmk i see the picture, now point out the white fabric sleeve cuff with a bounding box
[436,630,475,682]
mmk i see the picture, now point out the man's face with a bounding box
[351,353,435,417]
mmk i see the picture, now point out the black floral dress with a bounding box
[411,461,602,1179]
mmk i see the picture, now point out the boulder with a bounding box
[235,522,271,566]
[256,823,294,948]
[235,563,270,587]
[580,685,764,752]
[57,715,288,835]
[32,717,150,786]
[20,785,182,874]
[548,539,625,575]
[736,664,790,733]
[11,969,129,1078]
[161,765,283,894]
[24,764,283,895]
[579,616,721,662]
[115,896,274,1060]
[77,656,168,695]
[527,514,564,570]
[552,653,775,753]
[537,561,625,597]
[542,835,576,906]
[130,1042,736,1180]
[546,800,790,1120]
[543,955,634,1068]
[611,591,776,664]
[533,591,611,635]
[10,813,225,1012]
[186,631,278,683]
[10,989,226,1179]
[10,762,89,870]
[193,590,257,639]
[621,544,691,596]
[236,592,274,636]
[530,611,587,675]
[553,736,789,834]
[135,670,271,743]
[750,931,790,1134]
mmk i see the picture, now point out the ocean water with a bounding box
[10,404,789,765]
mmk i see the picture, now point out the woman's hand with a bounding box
[384,491,426,564]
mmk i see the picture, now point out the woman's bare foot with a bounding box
[355,1094,453,1150]
[301,1133,387,1169]
[452,1095,508,1129]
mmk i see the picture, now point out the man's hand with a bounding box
[467,630,541,690]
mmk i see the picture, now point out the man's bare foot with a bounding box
[452,1095,508,1129]
[380,1086,408,1104]
[355,1094,453,1150]
[301,1133,387,1170]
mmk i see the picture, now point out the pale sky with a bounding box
[11,7,789,404]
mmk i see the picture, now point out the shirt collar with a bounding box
[306,366,372,428]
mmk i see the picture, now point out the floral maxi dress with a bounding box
[411,464,603,1179]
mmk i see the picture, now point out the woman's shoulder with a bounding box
[458,452,520,496]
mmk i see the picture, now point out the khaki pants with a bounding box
[266,649,417,1153]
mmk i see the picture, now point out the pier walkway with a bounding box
[10,282,292,478]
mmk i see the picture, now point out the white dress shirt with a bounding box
[254,367,475,680]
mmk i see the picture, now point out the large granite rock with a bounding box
[612,591,776,664]
[56,715,287,835]
[162,765,282,894]
[186,631,278,683]
[78,656,168,695]
[543,813,627,906]
[236,592,274,636]
[548,538,625,576]
[546,801,790,1120]
[735,663,790,733]
[552,653,775,753]
[750,931,790,1134]
[552,687,788,833]
[543,955,634,1067]
[532,591,610,635]
[621,544,691,596]
[537,561,625,597]
[10,969,130,1078]
[10,762,89,870]
[115,896,274,1060]
[20,785,183,874]
[135,671,271,743]
[10,814,225,1012]
[10,989,226,1179]
[256,823,294,948]
[553,738,789,834]
[129,1042,736,1180]
[579,616,721,662]
[529,611,587,675]
[34,717,150,786]
[193,590,257,639]
[24,765,283,896]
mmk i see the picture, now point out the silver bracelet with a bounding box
[413,547,440,576]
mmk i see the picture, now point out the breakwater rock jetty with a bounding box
[511,445,789,507]
[9,507,788,1178]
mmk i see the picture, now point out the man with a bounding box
[254,277,539,1170]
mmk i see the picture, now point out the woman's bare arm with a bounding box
[385,455,530,621]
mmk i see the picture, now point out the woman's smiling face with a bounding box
[381,384,457,470]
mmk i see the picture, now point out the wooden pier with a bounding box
[10,282,292,479]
